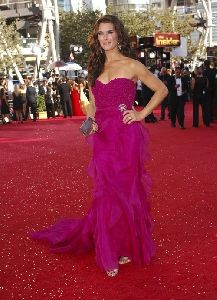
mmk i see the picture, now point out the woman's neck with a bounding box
[105,48,123,63]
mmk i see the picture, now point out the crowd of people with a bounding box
[0,75,89,124]
[0,59,217,128]
[137,59,217,129]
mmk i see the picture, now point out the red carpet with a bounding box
[1,104,217,300]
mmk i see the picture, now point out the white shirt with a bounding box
[43,85,47,93]
[175,77,182,96]
[136,80,142,91]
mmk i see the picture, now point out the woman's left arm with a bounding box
[123,61,168,123]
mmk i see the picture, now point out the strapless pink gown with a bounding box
[32,78,155,272]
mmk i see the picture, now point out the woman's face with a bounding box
[97,22,118,52]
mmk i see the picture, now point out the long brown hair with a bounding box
[0,88,5,99]
[87,15,134,87]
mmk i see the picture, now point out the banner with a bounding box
[155,33,180,47]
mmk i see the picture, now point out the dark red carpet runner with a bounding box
[0,104,217,299]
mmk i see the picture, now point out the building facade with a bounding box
[0,0,60,79]
[209,0,217,45]
[106,0,151,12]
[57,0,64,10]
[160,0,217,47]
[58,0,106,12]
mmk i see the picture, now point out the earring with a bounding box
[100,47,103,54]
[118,43,122,51]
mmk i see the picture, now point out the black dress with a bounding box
[13,93,23,111]
[1,97,10,114]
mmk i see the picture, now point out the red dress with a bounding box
[71,88,84,116]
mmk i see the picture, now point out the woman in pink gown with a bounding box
[32,15,168,277]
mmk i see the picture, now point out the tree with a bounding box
[59,8,195,67]
[116,10,157,37]
[0,17,24,74]
[117,8,195,60]
[117,8,194,37]
[153,9,194,37]
[59,10,102,67]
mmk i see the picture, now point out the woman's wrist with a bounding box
[140,107,150,119]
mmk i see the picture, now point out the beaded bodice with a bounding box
[92,78,136,110]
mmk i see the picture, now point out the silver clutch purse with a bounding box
[80,117,95,136]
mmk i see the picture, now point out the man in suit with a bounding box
[45,83,55,119]
[26,78,37,122]
[58,77,72,118]
[168,67,189,129]
[141,83,158,123]
[158,67,171,120]
[38,79,47,96]
[141,66,158,123]
[203,60,217,122]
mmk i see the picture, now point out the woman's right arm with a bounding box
[85,87,96,119]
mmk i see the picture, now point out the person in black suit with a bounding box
[141,83,158,123]
[38,80,47,96]
[168,67,188,129]
[26,78,37,122]
[191,66,210,127]
[58,77,72,118]
[45,83,55,119]
[203,60,217,122]
[158,67,171,120]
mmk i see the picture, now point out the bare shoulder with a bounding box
[121,57,141,68]
[122,57,144,67]
[122,58,149,79]
[122,58,166,93]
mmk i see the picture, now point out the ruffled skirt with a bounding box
[32,109,155,271]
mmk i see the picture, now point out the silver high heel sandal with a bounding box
[118,256,131,265]
[106,269,118,277]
